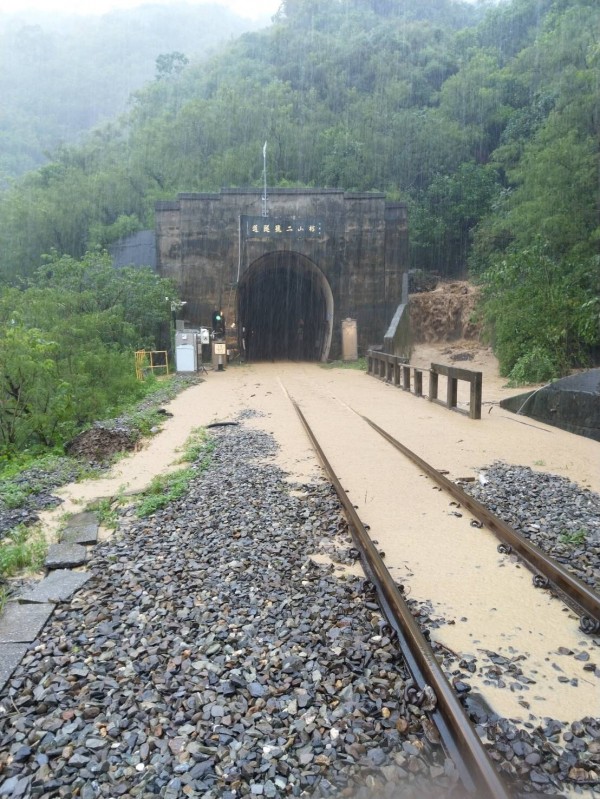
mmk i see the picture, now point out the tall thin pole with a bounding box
[262,141,268,217]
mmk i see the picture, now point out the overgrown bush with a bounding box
[0,251,176,455]
[507,347,558,387]
[481,243,599,384]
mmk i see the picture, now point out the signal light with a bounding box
[212,311,225,335]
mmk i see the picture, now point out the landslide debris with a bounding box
[410,281,482,343]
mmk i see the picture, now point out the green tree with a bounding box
[155,51,189,80]
[482,243,600,382]
[0,251,176,453]
[0,326,70,449]
[409,162,499,273]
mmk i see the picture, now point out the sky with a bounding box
[0,0,281,20]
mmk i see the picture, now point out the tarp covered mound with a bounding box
[500,369,600,441]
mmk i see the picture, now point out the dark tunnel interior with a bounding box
[238,254,328,361]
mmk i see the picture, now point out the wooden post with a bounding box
[429,371,438,402]
[414,369,423,397]
[447,376,458,410]
[367,353,482,420]
[470,372,483,419]
[402,365,411,392]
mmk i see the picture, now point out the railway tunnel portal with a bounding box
[238,252,333,362]
[155,188,407,360]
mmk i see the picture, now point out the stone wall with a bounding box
[155,188,408,358]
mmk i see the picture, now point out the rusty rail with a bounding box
[367,350,482,420]
[362,415,600,635]
[291,399,514,799]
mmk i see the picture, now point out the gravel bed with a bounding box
[0,459,89,538]
[106,375,200,432]
[444,462,600,794]
[0,418,456,799]
[437,644,600,796]
[2,425,599,797]
[461,462,600,592]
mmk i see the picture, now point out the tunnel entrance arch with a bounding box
[155,189,408,358]
[238,251,333,362]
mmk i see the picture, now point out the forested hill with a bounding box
[0,3,264,180]
[0,0,598,382]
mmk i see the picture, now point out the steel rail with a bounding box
[291,399,514,799]
[361,415,600,635]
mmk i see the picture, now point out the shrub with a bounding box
[481,243,599,379]
[0,251,177,456]
[507,346,559,386]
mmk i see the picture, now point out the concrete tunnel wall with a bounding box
[155,188,408,360]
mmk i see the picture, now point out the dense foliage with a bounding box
[0,251,175,454]
[0,0,598,383]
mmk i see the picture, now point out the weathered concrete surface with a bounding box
[60,511,99,545]
[45,543,87,570]
[110,230,157,270]
[0,603,54,643]
[156,188,408,358]
[18,570,92,604]
[0,643,28,693]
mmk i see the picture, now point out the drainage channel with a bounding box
[361,414,600,635]
[290,399,514,799]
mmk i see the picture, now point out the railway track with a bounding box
[1,362,597,799]
[361,415,600,636]
[284,384,600,799]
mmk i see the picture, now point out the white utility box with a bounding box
[175,331,198,372]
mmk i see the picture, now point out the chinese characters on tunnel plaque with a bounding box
[242,215,324,239]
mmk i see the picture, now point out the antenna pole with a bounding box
[262,141,268,217]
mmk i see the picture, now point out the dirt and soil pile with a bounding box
[410,281,482,343]
[64,424,137,462]
[64,376,200,463]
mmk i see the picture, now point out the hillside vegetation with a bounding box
[0,3,261,181]
[0,251,175,455]
[0,0,598,450]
